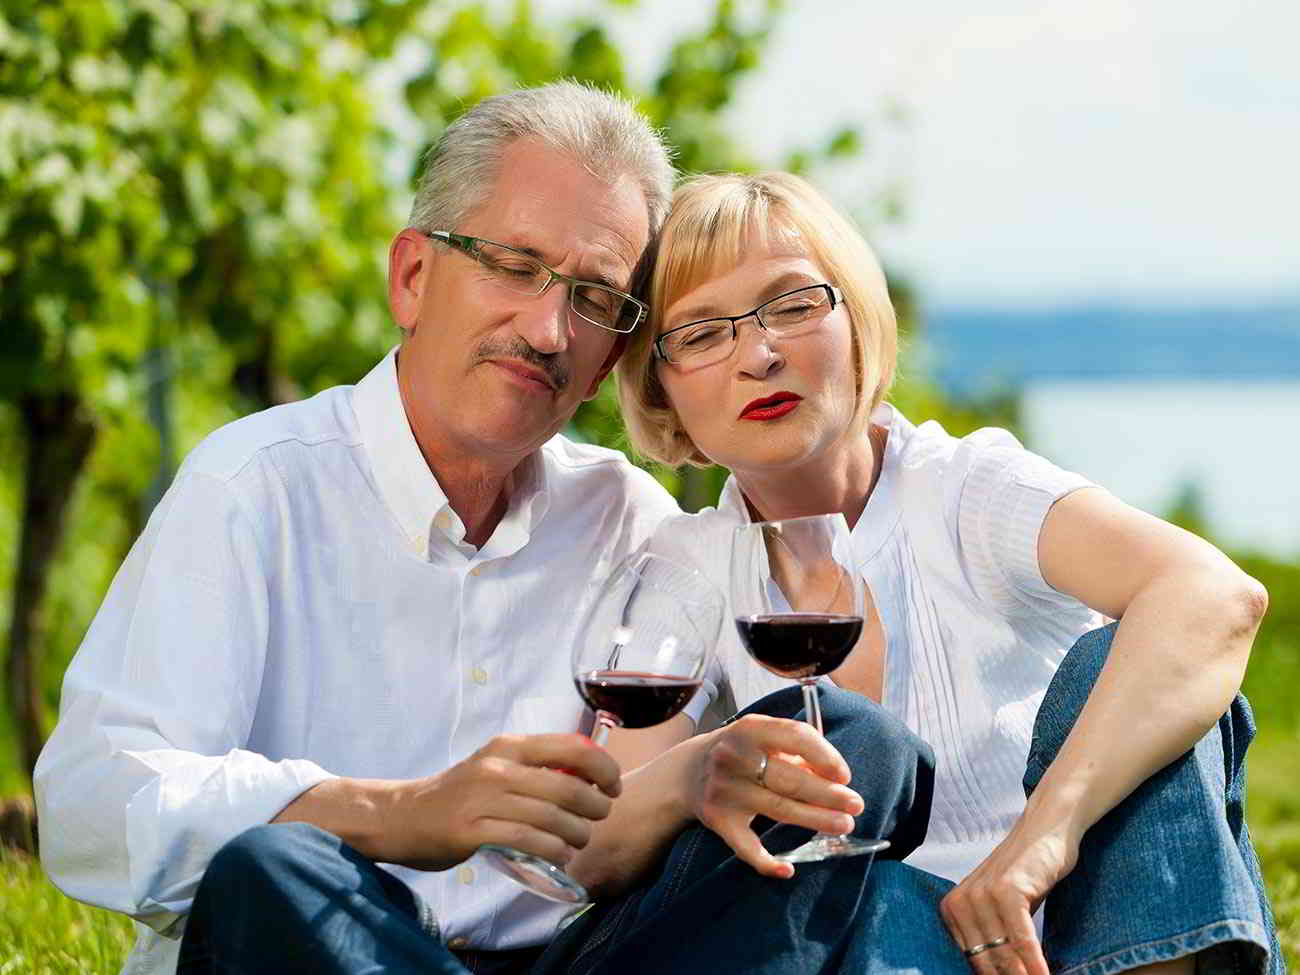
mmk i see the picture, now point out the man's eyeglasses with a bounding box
[653,284,844,366]
[426,231,647,334]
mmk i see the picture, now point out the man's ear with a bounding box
[583,333,629,401]
[388,229,434,335]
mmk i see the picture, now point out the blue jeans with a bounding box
[178,684,935,974]
[543,624,1279,974]
[180,626,1280,973]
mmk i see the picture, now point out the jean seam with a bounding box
[1056,918,1271,975]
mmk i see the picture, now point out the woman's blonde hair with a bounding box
[615,172,898,467]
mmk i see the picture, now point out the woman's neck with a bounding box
[735,422,887,529]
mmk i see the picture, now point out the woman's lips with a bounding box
[739,393,803,420]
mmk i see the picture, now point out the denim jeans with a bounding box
[540,624,1280,975]
[180,626,1280,974]
[178,684,935,975]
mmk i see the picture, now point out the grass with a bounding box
[0,850,133,974]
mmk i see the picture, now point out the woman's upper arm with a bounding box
[1038,486,1235,619]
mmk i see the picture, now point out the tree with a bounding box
[0,0,874,791]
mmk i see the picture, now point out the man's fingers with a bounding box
[494,734,623,796]
[483,793,595,851]
[475,817,574,868]
[505,765,613,822]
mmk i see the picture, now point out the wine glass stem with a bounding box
[800,680,823,737]
[591,711,619,747]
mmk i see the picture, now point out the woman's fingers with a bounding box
[996,899,1048,975]
[710,815,796,879]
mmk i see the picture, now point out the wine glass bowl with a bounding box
[730,514,889,865]
[479,552,723,904]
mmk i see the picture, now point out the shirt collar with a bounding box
[352,346,553,560]
[717,402,904,564]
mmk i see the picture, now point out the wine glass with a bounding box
[730,513,889,864]
[479,552,724,904]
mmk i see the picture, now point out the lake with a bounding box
[1021,380,1300,559]
[925,303,1300,558]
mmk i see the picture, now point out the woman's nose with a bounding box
[734,315,784,378]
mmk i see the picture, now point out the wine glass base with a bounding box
[774,835,890,864]
[478,845,590,904]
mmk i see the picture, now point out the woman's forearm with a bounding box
[567,734,706,898]
[1022,563,1266,841]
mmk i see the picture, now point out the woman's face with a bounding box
[655,233,859,478]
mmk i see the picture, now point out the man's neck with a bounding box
[424,452,517,548]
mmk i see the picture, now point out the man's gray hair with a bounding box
[409,81,676,239]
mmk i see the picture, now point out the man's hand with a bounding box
[683,714,864,879]
[274,733,622,872]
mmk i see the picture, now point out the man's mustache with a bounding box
[474,337,570,391]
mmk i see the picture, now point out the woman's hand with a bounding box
[683,713,865,878]
[939,815,1081,975]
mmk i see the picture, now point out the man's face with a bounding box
[391,138,650,465]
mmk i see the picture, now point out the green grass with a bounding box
[0,850,133,974]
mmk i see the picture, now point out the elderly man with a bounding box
[34,82,682,973]
[36,83,937,975]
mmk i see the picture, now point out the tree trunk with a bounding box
[5,392,97,784]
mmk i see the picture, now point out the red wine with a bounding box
[574,671,703,729]
[734,613,863,679]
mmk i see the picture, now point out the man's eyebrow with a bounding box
[503,241,626,292]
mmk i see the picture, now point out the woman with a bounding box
[602,172,1279,974]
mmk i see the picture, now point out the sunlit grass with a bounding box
[0,850,133,975]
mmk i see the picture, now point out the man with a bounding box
[34,82,683,973]
[36,82,937,975]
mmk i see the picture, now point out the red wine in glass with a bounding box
[730,515,889,865]
[479,553,723,905]
[574,671,704,730]
[733,613,863,680]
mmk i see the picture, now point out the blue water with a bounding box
[922,303,1300,557]
[925,302,1300,399]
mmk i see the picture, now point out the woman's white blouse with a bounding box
[651,404,1104,884]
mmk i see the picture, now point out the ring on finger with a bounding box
[755,753,769,788]
[963,935,1010,958]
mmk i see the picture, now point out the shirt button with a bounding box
[457,865,475,885]
[448,936,470,949]
[470,565,483,577]
[435,511,451,532]
[471,666,489,685]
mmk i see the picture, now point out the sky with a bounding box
[530,0,1300,307]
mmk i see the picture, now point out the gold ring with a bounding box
[755,753,769,788]
[963,935,1010,958]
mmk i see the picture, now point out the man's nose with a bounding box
[514,283,571,356]
[734,315,783,378]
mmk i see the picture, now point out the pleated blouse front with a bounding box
[653,404,1103,883]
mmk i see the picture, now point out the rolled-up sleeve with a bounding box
[33,469,335,935]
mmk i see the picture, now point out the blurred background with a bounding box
[1,0,1296,968]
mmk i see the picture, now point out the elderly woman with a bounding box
[571,172,1279,975]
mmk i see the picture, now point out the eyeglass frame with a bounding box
[424,230,648,334]
[652,284,844,364]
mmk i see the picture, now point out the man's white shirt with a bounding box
[34,348,684,974]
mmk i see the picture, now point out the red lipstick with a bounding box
[739,392,802,421]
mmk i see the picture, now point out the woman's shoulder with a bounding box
[645,502,741,579]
